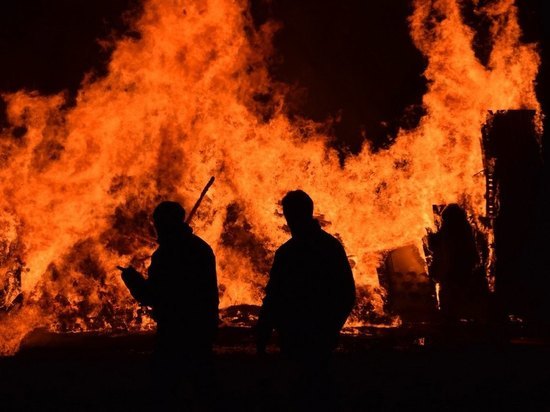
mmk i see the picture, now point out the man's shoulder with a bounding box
[274,238,294,257]
[275,230,344,251]
[319,228,344,246]
[275,238,295,253]
[189,233,215,256]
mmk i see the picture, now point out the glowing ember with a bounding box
[0,0,541,354]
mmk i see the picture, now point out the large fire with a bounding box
[0,0,541,354]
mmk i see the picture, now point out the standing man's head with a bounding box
[281,190,315,237]
[153,201,186,242]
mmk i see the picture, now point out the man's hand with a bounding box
[117,266,150,305]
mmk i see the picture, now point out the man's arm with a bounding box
[256,250,283,354]
[120,266,153,306]
[332,242,356,329]
[205,249,219,330]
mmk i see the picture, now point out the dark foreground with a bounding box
[1,325,550,411]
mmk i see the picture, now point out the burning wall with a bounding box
[0,0,541,354]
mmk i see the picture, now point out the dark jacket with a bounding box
[428,207,487,319]
[123,223,218,349]
[257,220,355,357]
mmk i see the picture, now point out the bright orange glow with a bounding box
[0,0,541,354]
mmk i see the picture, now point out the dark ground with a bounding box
[1,325,550,411]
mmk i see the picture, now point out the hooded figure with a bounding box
[429,203,487,321]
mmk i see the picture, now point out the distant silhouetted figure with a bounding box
[429,204,488,323]
[120,201,218,409]
[256,190,355,408]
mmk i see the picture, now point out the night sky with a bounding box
[0,0,546,155]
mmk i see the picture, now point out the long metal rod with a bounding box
[185,176,215,224]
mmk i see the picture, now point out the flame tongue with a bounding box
[0,0,541,354]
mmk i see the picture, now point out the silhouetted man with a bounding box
[256,190,355,407]
[119,201,218,408]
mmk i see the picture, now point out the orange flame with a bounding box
[0,0,541,354]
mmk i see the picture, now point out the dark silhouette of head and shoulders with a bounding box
[152,201,211,251]
[121,200,218,344]
[257,190,356,359]
[278,190,343,250]
[432,203,478,276]
[429,203,488,322]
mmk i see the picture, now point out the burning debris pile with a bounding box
[0,0,542,354]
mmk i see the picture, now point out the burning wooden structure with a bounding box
[482,110,544,320]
